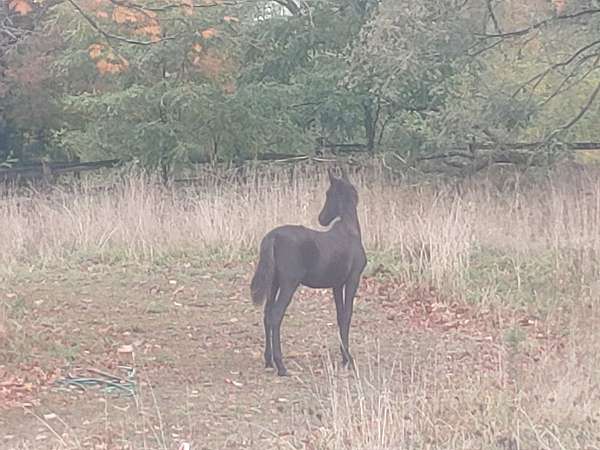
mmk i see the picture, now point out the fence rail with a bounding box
[2,141,600,182]
[0,159,121,182]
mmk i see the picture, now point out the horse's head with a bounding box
[318,168,358,226]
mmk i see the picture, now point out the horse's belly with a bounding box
[302,278,334,289]
[302,262,349,289]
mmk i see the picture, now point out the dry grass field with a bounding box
[1,164,600,449]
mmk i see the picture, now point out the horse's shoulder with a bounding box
[354,244,367,269]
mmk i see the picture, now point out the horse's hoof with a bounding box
[265,361,274,369]
[342,358,356,372]
[277,368,289,377]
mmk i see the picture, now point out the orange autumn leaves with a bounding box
[8,0,33,15]
[80,1,231,78]
[9,0,236,82]
[83,1,160,75]
[86,1,162,43]
[553,0,567,14]
[88,43,129,75]
[189,28,235,86]
[112,6,161,42]
[87,27,232,79]
[181,0,194,16]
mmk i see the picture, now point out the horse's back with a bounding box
[267,224,312,238]
[267,225,318,260]
[265,224,364,288]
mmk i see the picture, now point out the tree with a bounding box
[49,0,244,172]
[473,0,600,142]
[1,0,63,162]
[345,1,486,153]
[3,0,600,177]
[347,0,600,172]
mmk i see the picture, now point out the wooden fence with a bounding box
[1,142,600,182]
[0,159,121,182]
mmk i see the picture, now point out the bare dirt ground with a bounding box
[0,258,564,449]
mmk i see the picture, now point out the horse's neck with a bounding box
[340,208,362,238]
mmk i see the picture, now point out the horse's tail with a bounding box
[250,234,275,306]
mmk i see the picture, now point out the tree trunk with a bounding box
[160,157,170,186]
[363,98,379,154]
[273,0,302,16]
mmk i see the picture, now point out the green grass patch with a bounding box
[464,247,597,310]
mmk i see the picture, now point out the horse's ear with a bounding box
[340,166,349,181]
[327,167,337,183]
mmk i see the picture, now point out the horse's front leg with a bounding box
[333,286,349,366]
[340,273,361,370]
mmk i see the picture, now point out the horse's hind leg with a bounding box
[269,281,298,376]
[263,282,279,369]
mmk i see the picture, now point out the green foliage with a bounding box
[2,0,600,172]
[238,0,376,146]
[58,81,311,167]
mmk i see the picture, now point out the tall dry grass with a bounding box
[2,164,600,294]
[309,319,600,450]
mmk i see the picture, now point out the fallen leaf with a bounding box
[224,378,243,388]
[200,28,217,39]
[117,344,134,354]
[9,0,32,15]
[173,286,184,296]
[88,43,105,60]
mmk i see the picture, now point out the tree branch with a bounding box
[272,0,302,16]
[512,39,600,97]
[540,54,600,107]
[477,8,600,39]
[66,0,179,45]
[485,0,501,34]
[106,0,241,13]
[551,81,600,136]
[416,151,475,162]
[468,37,502,58]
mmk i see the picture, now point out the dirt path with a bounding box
[0,260,552,449]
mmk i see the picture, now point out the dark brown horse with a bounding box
[250,169,367,376]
